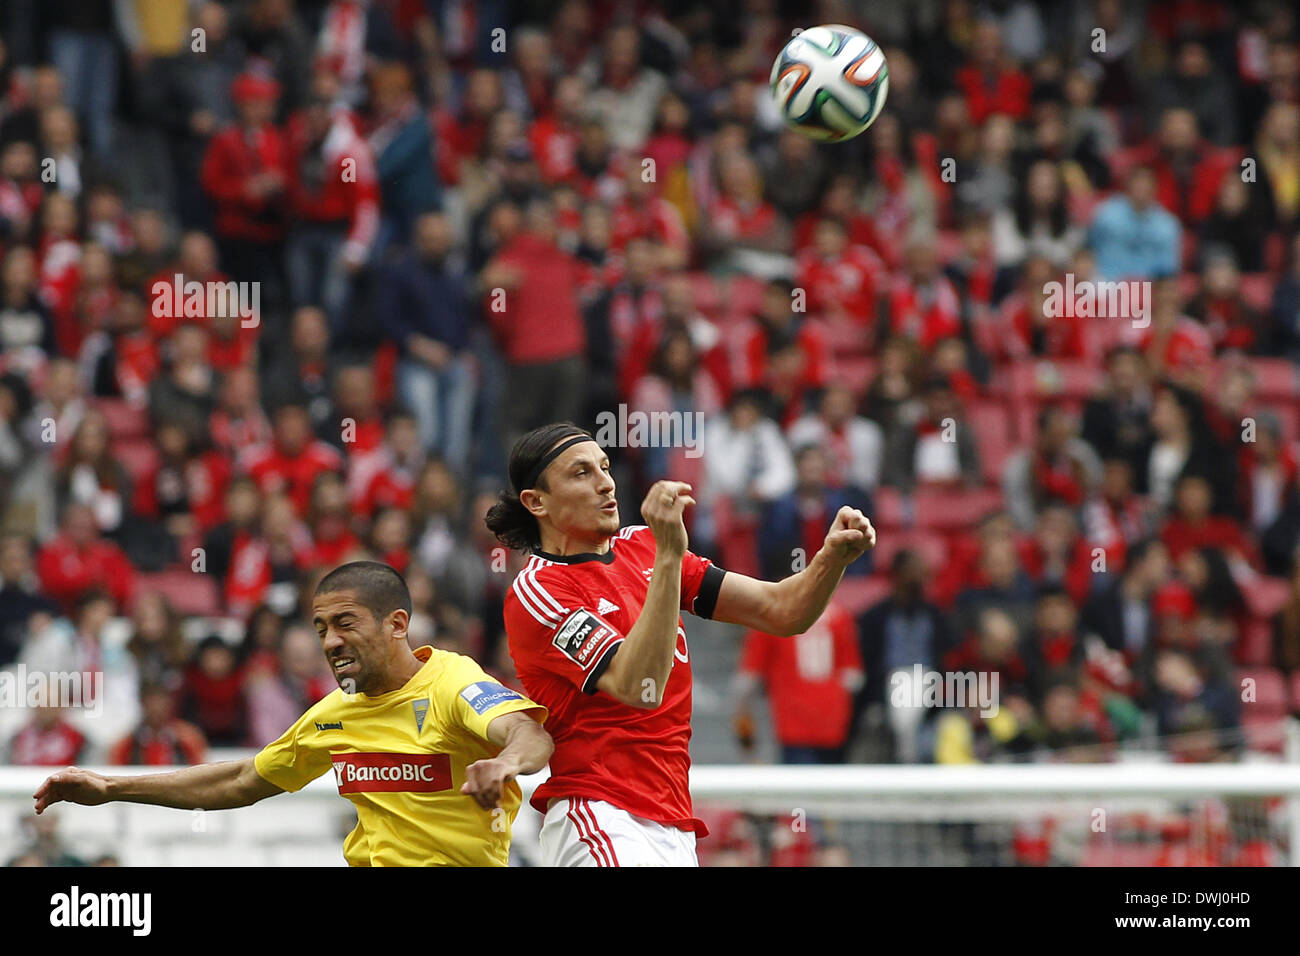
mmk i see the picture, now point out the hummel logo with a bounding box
[597,598,620,615]
[315,721,343,731]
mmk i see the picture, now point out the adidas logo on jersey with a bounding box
[597,598,620,616]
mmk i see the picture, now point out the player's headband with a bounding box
[517,434,595,494]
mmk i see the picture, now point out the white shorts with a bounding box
[539,797,698,867]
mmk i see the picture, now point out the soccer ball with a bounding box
[770,24,889,142]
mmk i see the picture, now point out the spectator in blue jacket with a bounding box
[1088,165,1181,280]
[375,212,474,471]
[760,443,873,581]
[367,64,441,253]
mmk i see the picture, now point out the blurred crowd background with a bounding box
[1,0,1300,865]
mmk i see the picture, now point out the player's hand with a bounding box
[461,756,516,810]
[33,767,112,814]
[640,480,695,558]
[821,506,876,567]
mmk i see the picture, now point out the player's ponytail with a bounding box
[485,491,541,552]
[485,421,595,552]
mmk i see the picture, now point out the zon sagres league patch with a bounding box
[552,608,621,671]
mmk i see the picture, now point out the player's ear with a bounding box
[387,608,410,643]
[520,488,547,519]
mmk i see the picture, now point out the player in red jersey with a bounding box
[486,422,876,865]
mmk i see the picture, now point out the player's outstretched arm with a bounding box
[462,711,554,810]
[596,480,695,708]
[33,758,284,815]
[713,506,877,636]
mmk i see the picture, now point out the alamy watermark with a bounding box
[150,273,260,327]
[1043,274,1150,328]
[593,405,704,458]
[0,666,104,717]
[889,664,999,718]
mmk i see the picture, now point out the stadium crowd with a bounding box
[1,0,1300,864]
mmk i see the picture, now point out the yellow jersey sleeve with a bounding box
[445,655,547,744]
[253,699,337,792]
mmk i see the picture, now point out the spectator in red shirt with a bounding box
[177,635,245,747]
[7,703,86,766]
[35,501,135,613]
[734,602,863,764]
[110,682,207,765]
[285,70,379,333]
[210,363,273,460]
[349,409,422,518]
[995,257,1087,360]
[1186,251,1265,354]
[239,402,345,516]
[302,471,362,570]
[795,217,885,328]
[739,278,829,425]
[609,159,689,270]
[432,67,501,187]
[1003,405,1102,529]
[529,74,586,187]
[481,194,588,450]
[1161,473,1259,569]
[954,19,1033,124]
[1126,108,1238,227]
[199,69,289,309]
[700,152,787,271]
[888,238,963,353]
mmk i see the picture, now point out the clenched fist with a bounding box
[822,506,877,567]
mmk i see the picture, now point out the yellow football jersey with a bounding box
[254,645,547,866]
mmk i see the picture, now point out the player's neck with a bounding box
[365,652,425,696]
[538,530,611,557]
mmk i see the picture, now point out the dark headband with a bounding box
[517,434,595,493]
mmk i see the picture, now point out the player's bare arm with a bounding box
[713,506,877,636]
[595,480,695,708]
[33,758,283,815]
[461,711,554,810]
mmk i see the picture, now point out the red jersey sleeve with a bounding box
[506,565,625,695]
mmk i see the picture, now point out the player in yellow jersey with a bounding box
[32,561,553,867]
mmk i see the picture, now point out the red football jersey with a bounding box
[504,525,726,834]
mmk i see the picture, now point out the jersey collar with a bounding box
[532,546,617,564]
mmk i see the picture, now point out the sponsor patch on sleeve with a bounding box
[552,608,621,670]
[459,681,524,715]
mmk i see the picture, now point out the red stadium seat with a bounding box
[94,398,150,441]
[1250,358,1300,401]
[1239,575,1291,619]
[1237,666,1288,717]
[833,575,892,616]
[1236,619,1274,667]
[872,486,906,530]
[967,401,1014,485]
[135,569,221,617]
[912,486,1004,531]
